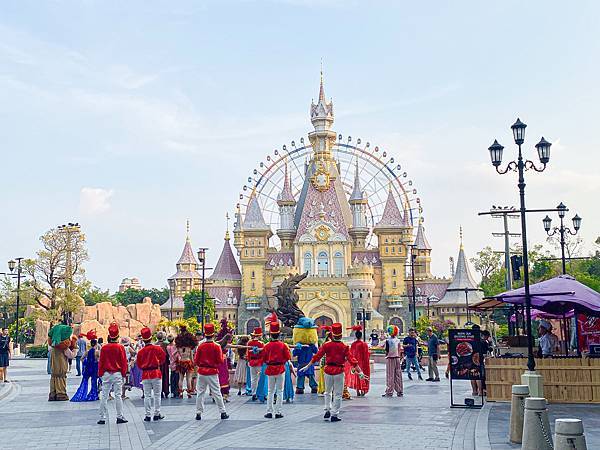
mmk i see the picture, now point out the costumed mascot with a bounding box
[48,323,77,401]
[292,317,318,394]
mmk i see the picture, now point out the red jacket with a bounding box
[310,340,358,375]
[194,341,224,376]
[247,339,265,367]
[98,343,128,378]
[136,344,166,380]
[261,340,291,376]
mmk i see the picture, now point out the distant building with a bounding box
[119,277,142,292]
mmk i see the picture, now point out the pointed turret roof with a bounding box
[210,233,241,281]
[177,222,199,265]
[277,163,295,204]
[402,202,412,228]
[414,221,432,250]
[349,159,367,202]
[374,188,403,229]
[243,194,271,231]
[310,70,334,124]
[437,234,483,306]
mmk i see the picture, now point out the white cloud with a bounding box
[79,187,114,215]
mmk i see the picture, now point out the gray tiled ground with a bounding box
[1,357,486,449]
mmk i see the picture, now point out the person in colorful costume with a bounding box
[301,322,366,422]
[98,322,128,425]
[247,327,266,401]
[261,321,291,418]
[166,335,179,398]
[157,331,170,398]
[194,323,229,421]
[136,327,166,422]
[292,317,318,394]
[347,325,370,397]
[232,335,250,396]
[382,324,403,397]
[216,333,233,401]
[47,323,77,401]
[175,325,196,397]
[71,330,100,402]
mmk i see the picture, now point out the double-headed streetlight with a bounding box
[488,118,552,373]
[5,258,24,350]
[543,203,582,274]
[197,247,209,329]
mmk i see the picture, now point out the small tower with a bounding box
[233,205,244,253]
[348,159,369,249]
[413,219,432,280]
[236,193,273,332]
[308,70,336,162]
[276,162,297,250]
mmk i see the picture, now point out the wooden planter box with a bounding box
[485,357,600,403]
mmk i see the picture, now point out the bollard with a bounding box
[509,384,529,443]
[522,397,553,450]
[555,418,587,450]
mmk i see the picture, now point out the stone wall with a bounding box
[33,297,163,345]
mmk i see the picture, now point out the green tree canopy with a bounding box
[114,287,169,306]
[182,290,215,320]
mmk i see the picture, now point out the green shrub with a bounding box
[27,344,48,359]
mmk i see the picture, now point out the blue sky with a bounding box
[2,1,599,290]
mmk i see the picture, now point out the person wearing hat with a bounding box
[300,323,364,422]
[47,323,77,401]
[382,324,403,397]
[247,327,265,401]
[98,322,129,425]
[193,323,229,421]
[260,321,291,419]
[292,317,319,394]
[136,327,167,421]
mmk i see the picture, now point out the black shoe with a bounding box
[153,414,164,421]
[381,393,392,397]
[195,413,201,421]
[324,411,331,419]
[425,378,433,381]
[220,413,229,420]
[295,388,304,394]
[116,418,128,424]
[275,414,283,419]
[264,413,273,419]
[433,378,441,382]
[252,394,257,401]
[311,387,318,394]
[330,416,342,422]
[408,374,413,380]
[144,416,151,422]
[418,376,423,380]
[97,420,106,425]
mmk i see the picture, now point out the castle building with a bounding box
[118,277,142,292]
[231,76,465,336]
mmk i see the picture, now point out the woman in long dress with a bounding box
[129,336,144,393]
[348,328,370,396]
[283,360,295,403]
[217,334,233,401]
[70,339,99,402]
[232,336,249,396]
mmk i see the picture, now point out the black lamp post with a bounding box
[543,202,582,275]
[488,118,551,373]
[167,278,175,321]
[7,258,24,350]
[197,247,208,329]
[356,308,372,337]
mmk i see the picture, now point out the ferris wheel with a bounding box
[237,134,421,249]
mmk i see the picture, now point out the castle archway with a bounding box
[315,315,333,337]
[389,316,404,334]
[246,318,260,335]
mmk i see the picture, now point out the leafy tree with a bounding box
[470,246,502,281]
[183,290,215,320]
[80,282,115,306]
[114,287,169,306]
[480,268,509,298]
[23,226,88,321]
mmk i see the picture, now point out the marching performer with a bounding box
[261,321,291,419]
[193,323,229,421]
[247,327,265,401]
[300,323,366,422]
[136,327,166,422]
[97,322,129,425]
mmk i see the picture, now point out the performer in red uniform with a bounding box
[247,327,265,401]
[301,323,366,422]
[261,322,291,419]
[98,322,129,425]
[136,327,166,422]
[347,326,370,396]
[194,323,229,421]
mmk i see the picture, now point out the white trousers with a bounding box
[266,373,284,415]
[250,365,262,395]
[196,374,226,414]
[100,372,124,420]
[142,377,162,417]
[324,373,344,417]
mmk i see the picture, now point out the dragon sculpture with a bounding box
[274,272,308,328]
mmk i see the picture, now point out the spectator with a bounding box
[403,328,423,381]
[0,328,11,382]
[425,327,440,382]
[369,329,380,347]
[75,333,87,376]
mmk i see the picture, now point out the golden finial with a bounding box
[225,213,230,240]
[186,219,190,241]
[459,226,464,249]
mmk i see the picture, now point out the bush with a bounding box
[27,344,48,359]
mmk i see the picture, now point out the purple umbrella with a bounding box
[493,275,600,316]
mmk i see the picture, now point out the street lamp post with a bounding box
[7,258,24,351]
[356,308,372,336]
[197,248,208,329]
[488,118,552,373]
[426,294,439,320]
[543,203,582,275]
[167,278,175,321]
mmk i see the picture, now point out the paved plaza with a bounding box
[2,358,599,449]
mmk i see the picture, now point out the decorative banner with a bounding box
[577,314,600,352]
[448,329,482,381]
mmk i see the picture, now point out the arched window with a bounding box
[246,318,260,335]
[389,317,404,334]
[251,270,255,279]
[392,280,397,288]
[392,268,397,276]
[334,252,344,276]
[318,251,328,276]
[304,252,312,274]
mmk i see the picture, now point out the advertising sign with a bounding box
[577,314,600,352]
[448,328,482,381]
